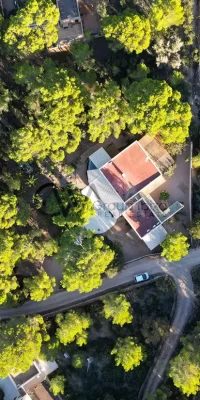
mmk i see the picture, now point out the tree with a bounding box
[0,82,11,114]
[146,385,172,400]
[111,337,144,372]
[161,233,189,262]
[23,270,56,301]
[102,294,133,326]
[0,193,18,229]
[150,0,184,32]
[153,31,183,69]
[72,353,85,368]
[55,311,92,346]
[189,217,200,239]
[70,42,94,70]
[101,9,151,53]
[50,375,66,396]
[3,0,59,54]
[0,229,57,276]
[0,315,47,378]
[10,60,85,162]
[16,199,30,226]
[124,79,192,144]
[169,323,200,396]
[57,228,115,293]
[88,81,129,142]
[46,185,95,227]
[169,71,184,87]
[0,276,19,305]
[192,154,200,169]
[159,191,169,201]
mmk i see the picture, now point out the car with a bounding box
[134,272,149,283]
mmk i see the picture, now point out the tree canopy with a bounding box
[150,0,184,32]
[3,0,59,54]
[23,270,56,301]
[101,9,151,53]
[111,337,144,372]
[189,217,200,239]
[87,81,129,142]
[10,60,85,162]
[0,315,47,378]
[46,185,95,227]
[57,228,115,293]
[50,375,66,395]
[124,78,191,143]
[161,233,189,261]
[0,193,18,229]
[169,323,200,396]
[102,294,133,326]
[192,154,200,169]
[55,311,92,346]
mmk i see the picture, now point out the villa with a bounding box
[82,136,184,250]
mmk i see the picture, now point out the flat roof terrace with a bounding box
[101,142,160,201]
[123,199,160,237]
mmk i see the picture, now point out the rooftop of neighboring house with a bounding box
[100,141,161,202]
[57,0,79,20]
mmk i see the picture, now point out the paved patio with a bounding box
[150,145,190,236]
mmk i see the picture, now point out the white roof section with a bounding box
[90,174,126,218]
[89,148,111,169]
[143,225,167,250]
[87,168,101,185]
[82,186,117,233]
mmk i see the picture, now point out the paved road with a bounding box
[0,249,200,398]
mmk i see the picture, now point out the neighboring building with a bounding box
[0,360,58,400]
[54,0,84,50]
[50,0,100,52]
[82,137,184,250]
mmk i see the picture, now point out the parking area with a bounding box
[106,217,152,262]
[150,145,191,236]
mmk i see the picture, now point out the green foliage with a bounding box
[16,199,30,226]
[10,60,85,162]
[165,142,186,156]
[150,0,184,32]
[71,42,94,70]
[96,0,108,18]
[169,323,200,396]
[50,375,66,396]
[159,191,169,201]
[0,229,57,276]
[23,270,56,301]
[72,353,85,368]
[3,0,59,54]
[0,82,11,114]
[128,63,150,81]
[88,81,129,142]
[101,9,151,53]
[46,185,95,227]
[169,71,184,87]
[124,79,191,144]
[57,227,115,292]
[192,154,200,169]
[0,276,19,305]
[40,337,60,361]
[102,294,133,326]
[161,233,189,262]
[0,315,47,378]
[147,385,172,400]
[0,193,18,229]
[55,311,92,346]
[111,337,144,372]
[189,217,200,239]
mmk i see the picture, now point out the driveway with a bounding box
[151,146,191,236]
[0,247,199,399]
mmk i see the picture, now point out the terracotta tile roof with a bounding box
[101,142,160,201]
